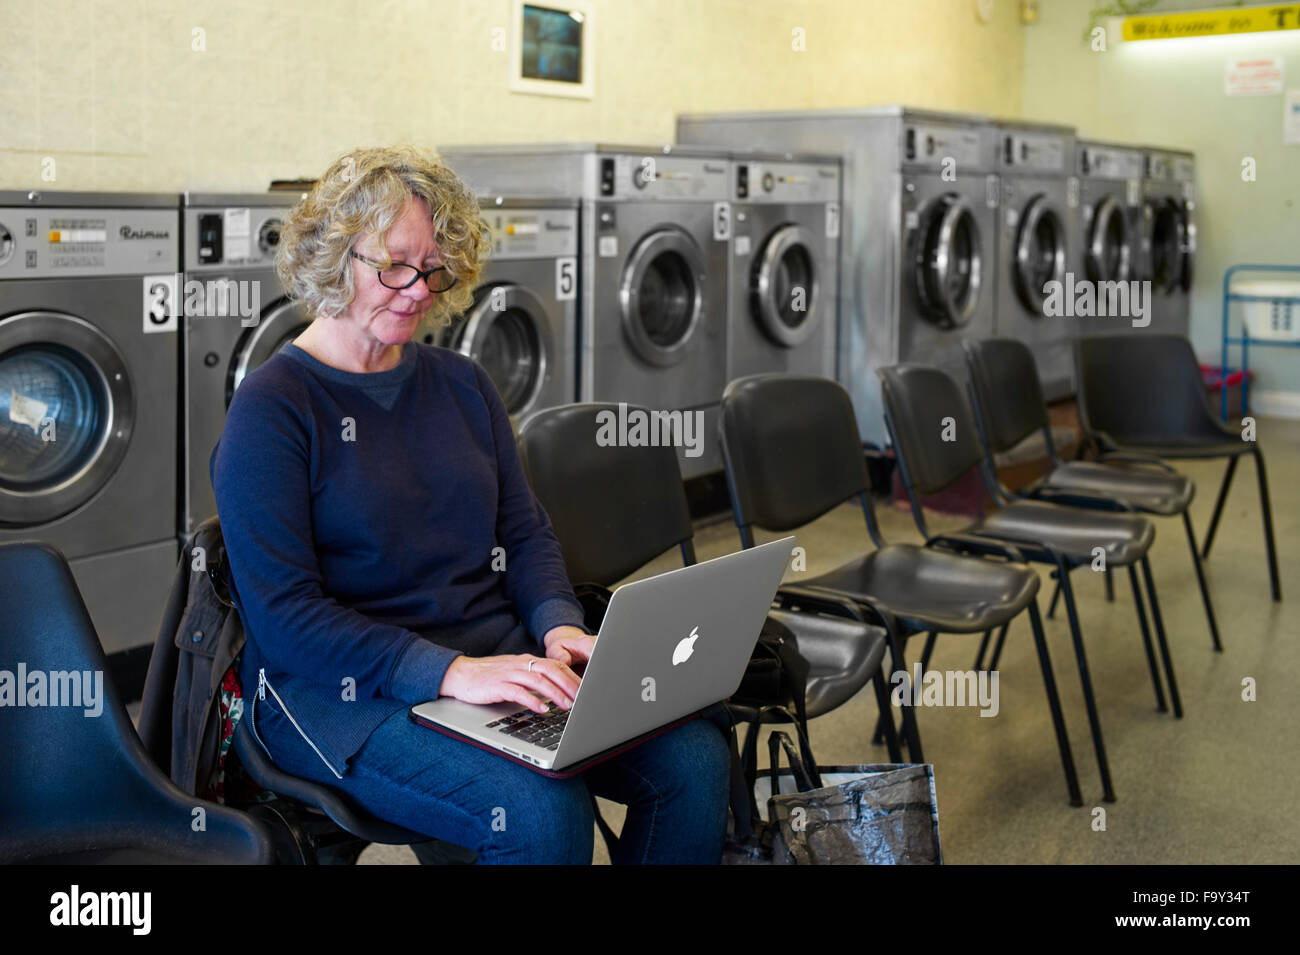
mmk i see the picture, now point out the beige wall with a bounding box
[1022,0,1300,400]
[0,0,1024,193]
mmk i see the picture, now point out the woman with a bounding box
[212,145,730,864]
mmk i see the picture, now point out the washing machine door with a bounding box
[619,228,705,367]
[451,282,547,416]
[1085,195,1132,284]
[752,224,821,348]
[227,299,310,405]
[0,311,133,525]
[1012,194,1067,315]
[915,193,983,329]
[1139,198,1185,295]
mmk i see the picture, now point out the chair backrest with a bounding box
[518,403,695,587]
[1076,334,1216,443]
[877,363,987,501]
[0,541,269,862]
[719,374,879,544]
[963,337,1053,455]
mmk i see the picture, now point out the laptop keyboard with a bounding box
[486,703,569,751]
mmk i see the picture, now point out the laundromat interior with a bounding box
[0,0,1297,870]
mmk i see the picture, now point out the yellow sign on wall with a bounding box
[1124,4,1300,42]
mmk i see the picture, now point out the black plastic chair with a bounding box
[1076,334,1280,602]
[0,541,273,864]
[879,363,1184,804]
[518,402,902,771]
[718,374,1085,806]
[965,337,1222,655]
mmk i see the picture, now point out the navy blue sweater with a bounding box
[211,342,587,776]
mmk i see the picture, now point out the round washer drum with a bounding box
[1085,194,1133,283]
[1140,197,1188,295]
[619,227,705,367]
[450,282,550,416]
[1012,194,1067,315]
[915,192,983,328]
[226,298,310,405]
[0,311,133,525]
[752,223,821,348]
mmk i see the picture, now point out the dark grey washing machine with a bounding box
[441,144,730,480]
[431,196,578,422]
[727,151,840,382]
[0,190,179,654]
[678,108,998,448]
[993,120,1078,399]
[181,193,307,537]
[1139,148,1196,339]
[1075,140,1146,339]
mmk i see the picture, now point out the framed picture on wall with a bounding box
[508,0,594,99]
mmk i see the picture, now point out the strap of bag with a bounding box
[703,702,759,840]
[768,730,814,794]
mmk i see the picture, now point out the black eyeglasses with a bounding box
[350,251,458,293]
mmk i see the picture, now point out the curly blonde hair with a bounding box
[276,145,488,329]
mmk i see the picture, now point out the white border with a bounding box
[508,0,595,100]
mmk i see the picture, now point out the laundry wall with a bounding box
[1021,0,1300,411]
[0,0,1024,192]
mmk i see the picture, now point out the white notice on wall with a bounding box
[1286,90,1300,145]
[1225,57,1284,96]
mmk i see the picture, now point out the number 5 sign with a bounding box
[555,256,577,301]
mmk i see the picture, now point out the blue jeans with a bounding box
[250,693,731,864]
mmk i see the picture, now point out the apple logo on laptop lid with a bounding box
[672,627,699,666]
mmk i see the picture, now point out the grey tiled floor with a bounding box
[351,418,1298,863]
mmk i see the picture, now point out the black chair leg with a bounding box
[870,668,904,763]
[1201,456,1238,559]
[1140,557,1183,719]
[1182,510,1223,651]
[1104,565,1115,602]
[875,630,935,745]
[1253,448,1281,601]
[1026,600,1084,807]
[919,631,937,673]
[1126,563,1168,713]
[1056,560,1117,803]
[871,631,908,745]
[1046,575,1062,620]
[973,629,992,670]
[987,621,1010,671]
[881,617,925,763]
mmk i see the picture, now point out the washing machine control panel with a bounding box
[1001,131,1068,172]
[902,123,989,173]
[598,154,729,200]
[1079,145,1144,181]
[481,206,578,260]
[184,206,292,271]
[0,206,177,279]
[732,162,839,203]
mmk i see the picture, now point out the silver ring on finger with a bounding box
[528,659,535,672]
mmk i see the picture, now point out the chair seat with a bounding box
[766,608,888,718]
[233,718,433,847]
[1106,427,1252,459]
[801,543,1040,635]
[967,499,1154,566]
[1038,462,1194,516]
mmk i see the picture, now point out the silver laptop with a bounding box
[410,536,796,774]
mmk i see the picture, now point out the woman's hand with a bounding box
[543,624,596,668]
[440,653,581,713]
